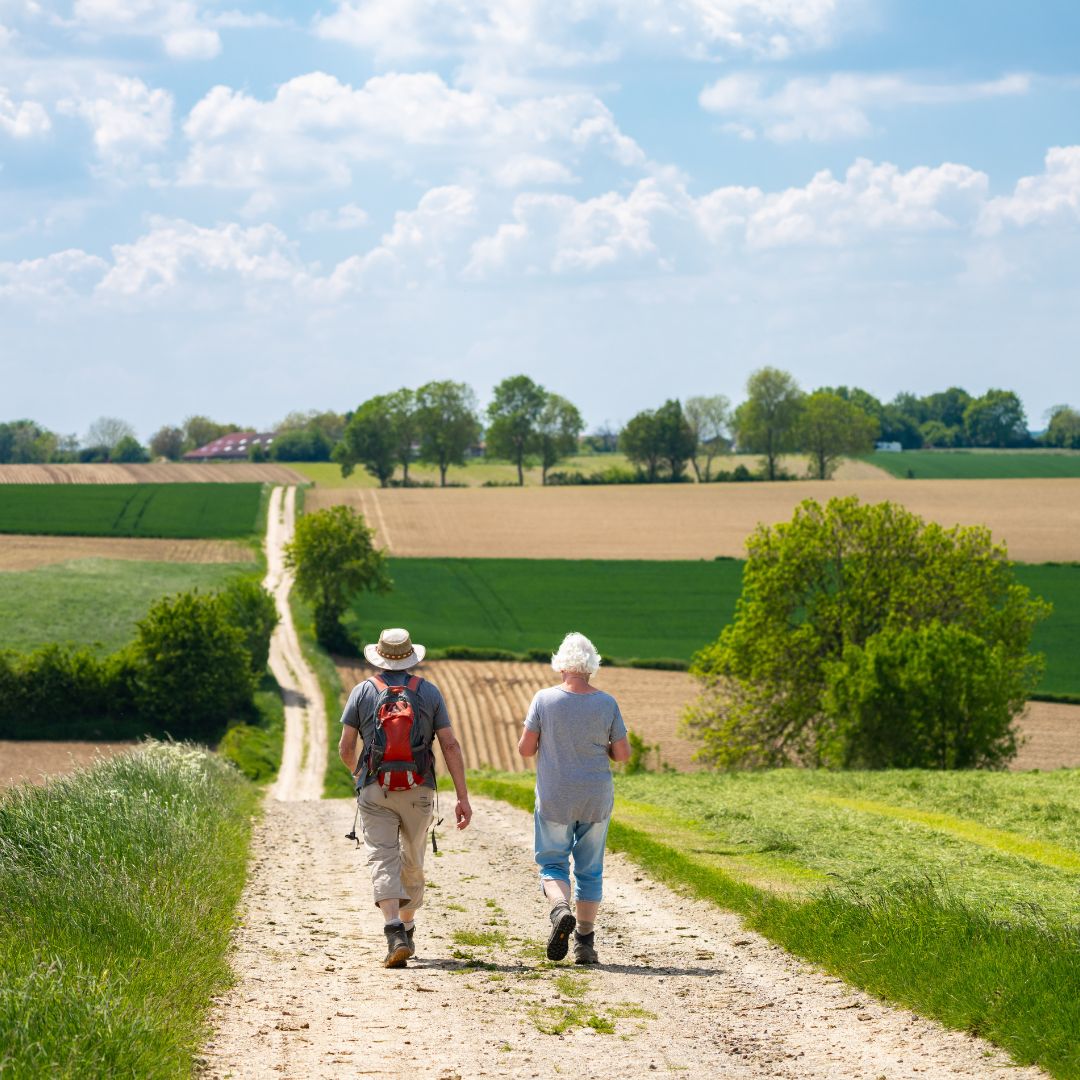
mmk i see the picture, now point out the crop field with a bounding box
[0,741,135,789]
[346,556,1079,695]
[868,450,1080,480]
[308,477,1080,563]
[0,462,305,484]
[0,483,265,538]
[0,534,255,570]
[334,658,1077,775]
[0,558,256,655]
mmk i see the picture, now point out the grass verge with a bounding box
[0,743,258,1078]
[217,670,285,783]
[467,770,1079,1079]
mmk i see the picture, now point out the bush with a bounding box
[686,497,1049,769]
[216,578,278,674]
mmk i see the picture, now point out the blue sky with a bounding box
[2,1,1079,441]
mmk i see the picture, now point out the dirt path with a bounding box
[264,486,326,802]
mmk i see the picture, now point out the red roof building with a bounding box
[183,431,276,460]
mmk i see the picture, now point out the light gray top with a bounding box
[524,686,627,824]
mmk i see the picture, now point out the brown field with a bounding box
[335,659,1080,775]
[309,477,1080,562]
[0,463,306,484]
[0,534,256,570]
[0,741,135,790]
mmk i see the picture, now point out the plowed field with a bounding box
[0,741,134,789]
[0,535,255,570]
[308,477,1080,563]
[335,659,1079,774]
[0,463,305,484]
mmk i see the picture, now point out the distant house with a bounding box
[183,431,276,460]
[875,441,903,453]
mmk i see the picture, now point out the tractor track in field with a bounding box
[201,534,1050,1077]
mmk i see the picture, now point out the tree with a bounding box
[1044,405,1080,449]
[334,396,399,487]
[415,380,482,487]
[385,388,419,485]
[182,415,235,452]
[149,425,184,460]
[112,435,149,463]
[216,578,278,674]
[534,393,584,484]
[284,505,391,650]
[276,409,346,444]
[653,399,697,481]
[84,417,135,455]
[922,386,971,431]
[733,367,803,480]
[485,374,547,486]
[619,409,661,481]
[269,428,333,461]
[964,390,1028,448]
[684,395,731,481]
[684,496,1048,770]
[0,420,54,464]
[795,391,879,479]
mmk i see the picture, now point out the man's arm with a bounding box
[435,725,473,830]
[518,728,539,758]
[608,736,631,762]
[339,724,360,772]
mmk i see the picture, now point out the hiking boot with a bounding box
[546,904,576,962]
[383,923,410,968]
[573,930,598,965]
[406,926,416,958]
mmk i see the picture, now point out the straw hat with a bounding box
[364,627,426,671]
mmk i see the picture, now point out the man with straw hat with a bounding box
[339,627,473,968]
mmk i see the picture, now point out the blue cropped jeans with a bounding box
[533,811,611,903]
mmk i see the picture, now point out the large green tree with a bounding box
[684,394,731,481]
[685,496,1048,769]
[284,505,391,650]
[334,395,399,487]
[654,399,697,481]
[619,409,661,481]
[796,391,879,479]
[964,389,1028,447]
[734,367,804,480]
[486,374,547,485]
[1043,404,1080,449]
[384,388,419,485]
[149,425,184,461]
[0,420,55,464]
[415,380,482,486]
[535,393,584,484]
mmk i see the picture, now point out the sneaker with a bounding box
[406,926,416,958]
[573,930,598,965]
[546,904,576,962]
[383,923,411,968]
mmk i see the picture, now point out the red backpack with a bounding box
[362,675,431,792]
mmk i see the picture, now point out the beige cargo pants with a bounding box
[357,782,435,908]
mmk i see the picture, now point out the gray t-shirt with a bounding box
[340,673,451,789]
[524,687,627,824]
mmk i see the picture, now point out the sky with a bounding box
[2,0,1079,442]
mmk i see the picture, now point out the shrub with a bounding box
[216,578,278,674]
[686,497,1049,769]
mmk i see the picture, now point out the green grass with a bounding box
[866,450,1080,479]
[217,671,285,783]
[350,557,1080,694]
[0,558,257,655]
[470,769,1079,1078]
[0,483,265,538]
[0,743,258,1078]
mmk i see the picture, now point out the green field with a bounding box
[0,559,257,655]
[867,450,1080,479]
[0,483,266,538]
[472,768,1079,1077]
[350,557,1080,694]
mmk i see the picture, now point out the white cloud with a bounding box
[700,71,1030,142]
[179,70,645,189]
[314,0,846,81]
[0,86,49,136]
[98,218,306,296]
[70,0,221,59]
[302,203,371,231]
[979,146,1080,233]
[0,248,107,298]
[494,154,576,188]
[58,74,172,168]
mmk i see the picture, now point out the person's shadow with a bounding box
[412,958,718,977]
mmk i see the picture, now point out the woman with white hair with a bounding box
[518,631,630,964]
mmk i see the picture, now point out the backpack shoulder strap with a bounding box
[369,675,388,693]
[406,675,422,692]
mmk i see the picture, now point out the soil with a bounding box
[307,478,1080,563]
[200,487,1055,1077]
[0,741,135,789]
[0,463,306,484]
[0,535,255,571]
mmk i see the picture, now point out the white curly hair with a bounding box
[551,632,602,676]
